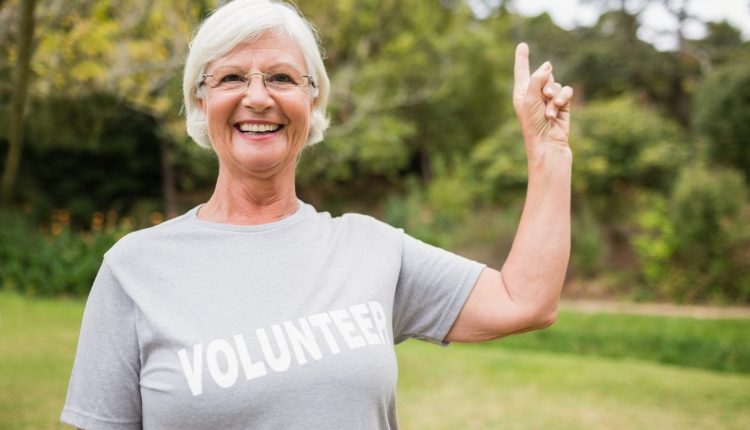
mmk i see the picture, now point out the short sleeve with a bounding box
[392,233,485,345]
[61,260,143,429]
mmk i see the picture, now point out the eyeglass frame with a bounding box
[197,66,317,96]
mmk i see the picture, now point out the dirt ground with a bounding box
[560,299,750,319]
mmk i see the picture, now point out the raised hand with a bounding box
[512,42,573,161]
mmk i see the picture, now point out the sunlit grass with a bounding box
[396,341,750,430]
[0,293,81,430]
[1,291,749,429]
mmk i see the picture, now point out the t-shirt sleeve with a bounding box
[392,233,486,345]
[61,259,143,429]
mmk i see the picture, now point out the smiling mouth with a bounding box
[236,123,284,135]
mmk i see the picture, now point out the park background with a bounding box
[1,0,749,428]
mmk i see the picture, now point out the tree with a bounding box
[295,0,514,198]
[693,63,750,182]
[5,0,213,216]
[1,0,37,203]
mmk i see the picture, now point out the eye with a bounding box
[220,73,245,83]
[267,73,296,85]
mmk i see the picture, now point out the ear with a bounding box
[197,95,206,113]
[309,94,316,110]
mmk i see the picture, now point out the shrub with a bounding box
[631,165,750,303]
[572,96,688,202]
[670,165,750,301]
[571,204,608,279]
[383,157,483,248]
[693,63,750,181]
[0,210,132,297]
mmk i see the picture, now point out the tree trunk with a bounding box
[1,0,37,204]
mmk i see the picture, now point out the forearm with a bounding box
[501,144,572,319]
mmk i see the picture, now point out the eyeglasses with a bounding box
[199,66,316,95]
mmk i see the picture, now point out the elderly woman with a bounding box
[62,0,572,428]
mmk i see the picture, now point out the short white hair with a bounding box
[183,0,330,149]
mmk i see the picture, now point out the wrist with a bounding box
[527,141,573,171]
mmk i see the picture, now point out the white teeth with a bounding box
[238,123,281,133]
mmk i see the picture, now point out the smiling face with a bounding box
[198,31,315,181]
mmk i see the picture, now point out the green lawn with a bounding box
[0,293,82,430]
[482,310,750,373]
[397,342,750,430]
[1,292,749,429]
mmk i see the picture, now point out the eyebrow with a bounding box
[215,62,305,72]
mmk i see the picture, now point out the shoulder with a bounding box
[334,212,404,238]
[309,210,406,253]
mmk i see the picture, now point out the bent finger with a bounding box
[528,61,552,102]
[545,80,561,99]
[554,85,574,107]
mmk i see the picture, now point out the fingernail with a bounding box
[543,61,552,70]
[545,86,552,94]
[547,109,556,117]
[556,97,564,104]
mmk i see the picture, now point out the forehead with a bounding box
[209,31,307,70]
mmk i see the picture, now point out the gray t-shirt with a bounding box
[61,201,485,429]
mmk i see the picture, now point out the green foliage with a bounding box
[573,96,688,199]
[473,95,689,211]
[471,117,528,201]
[383,157,483,248]
[570,204,608,278]
[426,157,483,226]
[0,0,749,305]
[693,21,750,68]
[298,0,514,188]
[631,192,675,291]
[632,165,750,303]
[693,62,750,181]
[11,93,164,226]
[0,210,131,296]
[670,165,750,301]
[563,11,650,98]
[382,179,447,246]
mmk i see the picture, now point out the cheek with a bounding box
[285,100,313,133]
[204,98,237,134]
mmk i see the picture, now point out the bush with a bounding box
[571,204,608,279]
[572,96,688,202]
[671,165,750,301]
[0,210,133,297]
[470,118,528,202]
[693,63,750,181]
[383,157,483,248]
[631,165,750,303]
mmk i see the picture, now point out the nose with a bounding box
[242,74,273,111]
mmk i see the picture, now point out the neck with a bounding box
[199,165,299,225]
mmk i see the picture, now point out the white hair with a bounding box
[183,0,330,149]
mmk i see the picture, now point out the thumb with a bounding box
[526,61,552,103]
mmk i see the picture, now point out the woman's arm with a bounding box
[446,43,573,342]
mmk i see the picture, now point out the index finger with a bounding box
[514,42,530,92]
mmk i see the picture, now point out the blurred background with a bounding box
[1,0,749,428]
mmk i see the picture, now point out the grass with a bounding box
[480,310,750,373]
[0,293,82,430]
[396,342,750,430]
[1,291,749,429]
